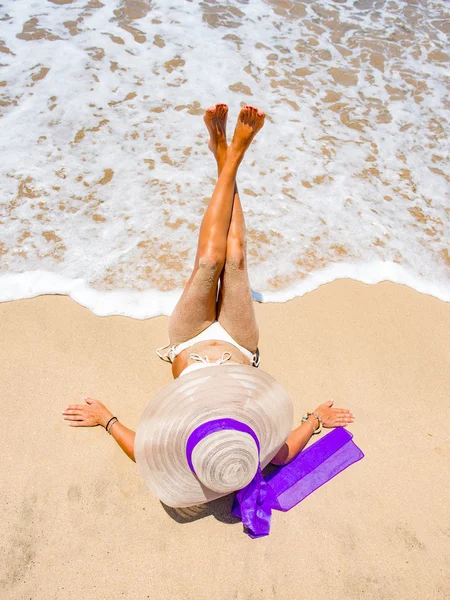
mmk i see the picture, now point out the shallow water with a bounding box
[1,0,449,317]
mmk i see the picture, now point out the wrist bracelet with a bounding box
[105,416,115,430]
[105,417,118,434]
[106,417,118,434]
[301,412,322,434]
[311,412,322,434]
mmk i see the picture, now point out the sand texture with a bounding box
[1,280,449,599]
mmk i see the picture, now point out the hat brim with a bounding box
[135,365,293,508]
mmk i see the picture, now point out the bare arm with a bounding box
[271,400,354,466]
[106,421,136,462]
[62,398,136,462]
[271,415,319,465]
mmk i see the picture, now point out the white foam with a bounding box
[0,261,448,321]
[0,271,179,318]
[1,0,449,317]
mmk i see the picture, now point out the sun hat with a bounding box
[134,364,294,508]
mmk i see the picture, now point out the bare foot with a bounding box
[229,105,265,160]
[203,103,228,166]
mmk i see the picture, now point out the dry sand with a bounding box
[1,280,449,599]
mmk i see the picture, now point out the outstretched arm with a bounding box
[271,400,354,465]
[62,398,136,462]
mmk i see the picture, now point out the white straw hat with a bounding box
[135,364,293,508]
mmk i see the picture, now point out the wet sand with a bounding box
[1,280,449,599]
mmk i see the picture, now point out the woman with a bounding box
[63,104,354,518]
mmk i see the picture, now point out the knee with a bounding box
[197,248,225,274]
[226,237,246,269]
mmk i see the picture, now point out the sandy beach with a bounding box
[2,1,449,597]
[1,279,449,599]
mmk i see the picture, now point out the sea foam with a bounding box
[1,0,449,317]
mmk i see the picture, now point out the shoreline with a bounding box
[0,265,449,321]
[1,279,449,599]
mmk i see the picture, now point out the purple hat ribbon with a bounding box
[186,419,364,539]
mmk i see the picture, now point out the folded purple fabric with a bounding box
[232,428,364,538]
[265,428,364,511]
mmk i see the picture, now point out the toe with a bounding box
[217,104,228,116]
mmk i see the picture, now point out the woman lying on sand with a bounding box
[63,104,354,514]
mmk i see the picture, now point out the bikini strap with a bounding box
[189,353,210,364]
[189,352,232,366]
[252,348,260,368]
[218,351,232,365]
[156,344,176,363]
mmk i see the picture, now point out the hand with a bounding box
[313,400,354,428]
[62,397,113,428]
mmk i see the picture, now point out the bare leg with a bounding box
[169,105,265,345]
[206,112,260,353]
